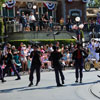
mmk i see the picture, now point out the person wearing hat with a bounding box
[28,44,42,87]
[3,48,21,80]
[72,43,88,83]
[49,46,65,87]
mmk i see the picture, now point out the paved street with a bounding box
[0,68,100,100]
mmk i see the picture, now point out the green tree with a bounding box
[0,0,5,42]
[87,0,94,7]
[94,0,100,7]
[0,0,5,8]
[88,0,100,7]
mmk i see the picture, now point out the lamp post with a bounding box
[2,3,6,8]
[33,5,37,32]
[33,5,37,10]
[2,3,7,42]
[75,16,85,46]
[75,16,80,24]
[75,16,81,42]
[33,5,37,20]
[33,5,37,15]
[79,23,85,46]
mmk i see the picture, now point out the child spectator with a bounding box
[49,16,53,32]
[27,55,31,74]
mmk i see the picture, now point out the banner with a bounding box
[43,2,55,10]
[6,0,16,9]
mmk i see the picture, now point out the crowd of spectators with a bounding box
[8,11,54,32]
[0,41,77,76]
[6,13,100,37]
[1,38,100,77]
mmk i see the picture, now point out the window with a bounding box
[2,7,8,16]
[9,9,14,17]
[39,7,41,17]
[2,8,14,17]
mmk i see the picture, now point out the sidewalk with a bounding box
[90,83,100,99]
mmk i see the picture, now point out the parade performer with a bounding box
[0,50,6,83]
[3,48,21,80]
[49,46,65,87]
[72,43,88,83]
[28,44,42,87]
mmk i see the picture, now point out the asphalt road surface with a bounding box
[0,68,100,100]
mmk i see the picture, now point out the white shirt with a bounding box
[29,15,36,23]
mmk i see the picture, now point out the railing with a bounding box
[6,21,100,33]
[6,22,67,33]
[6,21,22,33]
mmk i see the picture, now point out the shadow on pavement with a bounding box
[69,80,100,86]
[18,85,58,92]
[69,69,100,74]
[0,80,100,93]
[0,86,27,93]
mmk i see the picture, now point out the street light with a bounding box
[2,3,6,8]
[2,3,6,17]
[79,23,85,46]
[33,5,37,15]
[33,5,37,32]
[75,16,80,22]
[33,5,37,9]
[75,17,81,42]
[2,3,7,42]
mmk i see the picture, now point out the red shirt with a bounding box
[77,49,82,59]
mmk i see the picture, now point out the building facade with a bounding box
[1,0,87,23]
[1,0,57,21]
[66,0,87,22]
[56,0,87,23]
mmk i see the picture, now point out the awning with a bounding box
[15,0,57,3]
[86,13,97,17]
[86,8,100,18]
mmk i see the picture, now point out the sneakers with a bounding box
[35,82,39,86]
[57,83,63,87]
[15,77,21,80]
[62,80,64,84]
[80,79,82,83]
[75,79,82,83]
[1,79,6,83]
[75,79,78,83]
[28,82,33,87]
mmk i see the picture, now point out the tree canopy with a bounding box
[94,0,100,7]
[0,0,5,8]
[88,0,100,7]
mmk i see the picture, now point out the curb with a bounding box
[90,83,100,99]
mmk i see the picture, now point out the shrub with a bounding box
[0,17,4,42]
[9,39,76,48]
